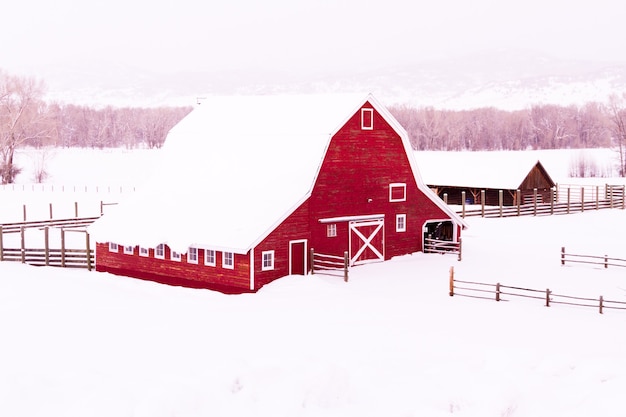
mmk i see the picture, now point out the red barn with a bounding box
[89,94,467,293]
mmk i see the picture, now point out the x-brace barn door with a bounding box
[349,218,384,266]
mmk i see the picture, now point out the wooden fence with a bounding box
[561,247,626,269]
[424,237,462,261]
[0,224,95,270]
[453,184,625,218]
[448,266,626,314]
[310,249,349,282]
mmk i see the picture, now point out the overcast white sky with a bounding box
[2,0,625,101]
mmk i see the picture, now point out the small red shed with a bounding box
[89,94,467,293]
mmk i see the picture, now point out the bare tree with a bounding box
[0,71,49,183]
[608,94,626,177]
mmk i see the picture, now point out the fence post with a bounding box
[61,228,66,268]
[567,188,571,214]
[0,225,3,261]
[481,190,485,217]
[495,283,501,301]
[44,227,50,266]
[309,248,315,275]
[561,246,565,265]
[581,187,585,212]
[443,193,448,204]
[457,237,462,261]
[550,187,555,215]
[74,201,79,218]
[449,266,454,296]
[49,203,53,219]
[23,204,27,221]
[343,251,349,282]
[86,232,92,271]
[20,227,25,264]
[100,200,104,216]
[622,185,625,210]
[609,185,613,209]
[499,190,503,217]
[596,185,599,210]
[545,288,551,307]
[461,191,466,218]
[604,254,608,269]
[533,188,538,216]
[599,296,604,314]
[516,189,521,216]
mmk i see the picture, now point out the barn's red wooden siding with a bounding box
[309,101,454,259]
[252,199,310,290]
[95,243,251,293]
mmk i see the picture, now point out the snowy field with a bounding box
[1,146,626,416]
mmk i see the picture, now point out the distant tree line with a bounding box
[3,69,626,184]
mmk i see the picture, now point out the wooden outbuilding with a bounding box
[89,94,467,293]
[413,151,556,206]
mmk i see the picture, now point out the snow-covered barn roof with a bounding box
[89,94,370,253]
[413,150,559,190]
[89,93,465,254]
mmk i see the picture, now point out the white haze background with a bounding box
[1,146,626,416]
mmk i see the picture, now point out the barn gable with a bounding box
[90,94,466,293]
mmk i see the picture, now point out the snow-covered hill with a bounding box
[43,50,626,110]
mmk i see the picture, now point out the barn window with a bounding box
[205,249,216,266]
[171,250,181,262]
[155,244,165,259]
[188,247,198,264]
[327,223,337,237]
[139,247,149,257]
[389,183,406,202]
[223,252,234,269]
[361,108,374,130]
[396,214,406,232]
[109,242,118,252]
[123,245,134,255]
[262,250,275,271]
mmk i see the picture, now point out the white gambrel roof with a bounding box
[413,150,560,190]
[90,93,465,254]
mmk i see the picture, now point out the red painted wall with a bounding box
[95,243,251,293]
[309,101,455,260]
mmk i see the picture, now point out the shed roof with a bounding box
[413,150,557,190]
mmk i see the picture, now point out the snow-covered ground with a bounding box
[1,147,626,416]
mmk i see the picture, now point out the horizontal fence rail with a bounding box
[310,249,349,282]
[424,237,462,261]
[0,226,94,270]
[451,184,625,218]
[448,266,626,314]
[561,247,626,269]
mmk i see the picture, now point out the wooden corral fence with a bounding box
[310,249,349,282]
[561,247,626,269]
[7,201,117,222]
[0,225,95,270]
[424,237,462,261]
[451,184,625,218]
[448,266,626,314]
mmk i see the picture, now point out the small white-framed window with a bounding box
[109,242,119,253]
[171,250,181,262]
[123,245,134,255]
[204,249,216,266]
[361,108,374,130]
[139,246,149,257]
[223,252,234,269]
[327,223,337,237]
[188,247,198,264]
[396,214,407,232]
[389,183,407,202]
[262,250,275,271]
[155,243,165,259]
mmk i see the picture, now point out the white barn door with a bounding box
[349,218,385,266]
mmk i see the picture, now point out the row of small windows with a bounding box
[108,243,275,271]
